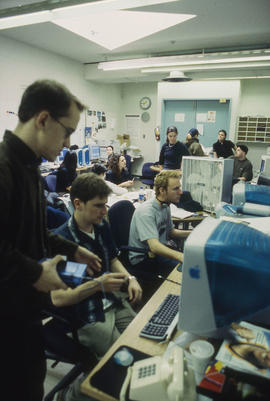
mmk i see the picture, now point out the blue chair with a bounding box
[124,154,132,176]
[45,174,57,192]
[141,162,157,188]
[46,206,69,230]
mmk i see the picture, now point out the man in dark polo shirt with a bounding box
[213,129,236,158]
[229,144,253,184]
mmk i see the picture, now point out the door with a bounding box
[161,99,231,149]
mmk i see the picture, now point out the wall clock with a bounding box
[139,96,151,110]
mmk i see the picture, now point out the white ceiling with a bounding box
[1,0,270,83]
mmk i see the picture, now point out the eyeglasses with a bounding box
[53,117,74,138]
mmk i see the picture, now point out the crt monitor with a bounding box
[178,217,270,337]
[90,145,100,160]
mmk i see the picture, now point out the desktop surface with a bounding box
[81,268,181,401]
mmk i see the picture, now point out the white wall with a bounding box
[0,35,122,147]
[238,79,270,173]
[120,82,158,174]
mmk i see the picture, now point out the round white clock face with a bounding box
[139,96,151,110]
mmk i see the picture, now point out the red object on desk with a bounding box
[199,361,226,394]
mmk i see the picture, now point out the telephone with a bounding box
[128,345,196,401]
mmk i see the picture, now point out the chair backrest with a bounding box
[124,154,132,175]
[46,205,69,230]
[45,174,57,192]
[141,162,157,187]
[108,200,135,248]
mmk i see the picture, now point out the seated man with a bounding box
[54,172,142,401]
[129,170,191,278]
[229,144,253,184]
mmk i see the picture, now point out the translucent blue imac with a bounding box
[178,217,270,337]
[90,145,100,161]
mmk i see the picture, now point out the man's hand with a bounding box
[74,246,102,276]
[97,273,126,293]
[127,277,142,305]
[34,255,68,292]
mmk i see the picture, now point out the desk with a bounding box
[172,214,205,230]
[81,268,181,401]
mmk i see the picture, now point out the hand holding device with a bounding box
[34,255,68,292]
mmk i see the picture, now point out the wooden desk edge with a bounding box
[81,268,182,401]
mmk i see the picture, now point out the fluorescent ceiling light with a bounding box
[53,11,195,50]
[141,61,270,73]
[99,53,270,70]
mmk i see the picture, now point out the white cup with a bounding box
[189,340,215,375]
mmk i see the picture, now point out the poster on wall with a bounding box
[207,110,216,123]
[85,109,107,141]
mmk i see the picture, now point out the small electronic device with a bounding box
[129,345,195,401]
[178,216,270,337]
[56,260,89,287]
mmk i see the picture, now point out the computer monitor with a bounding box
[259,155,270,175]
[90,145,100,161]
[178,217,270,337]
[232,182,270,206]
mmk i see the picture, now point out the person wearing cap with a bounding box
[213,129,236,158]
[185,128,205,156]
[229,144,253,183]
[157,125,189,174]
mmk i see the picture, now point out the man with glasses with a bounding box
[0,80,102,401]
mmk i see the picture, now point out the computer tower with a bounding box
[181,156,234,212]
[259,155,270,176]
[82,148,90,165]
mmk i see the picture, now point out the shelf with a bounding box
[236,116,270,143]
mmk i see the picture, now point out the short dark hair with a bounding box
[237,143,248,154]
[91,163,107,176]
[18,79,85,123]
[219,129,227,137]
[107,145,114,151]
[70,173,111,205]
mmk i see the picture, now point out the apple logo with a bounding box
[189,265,200,279]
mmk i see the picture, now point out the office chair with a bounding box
[124,154,132,176]
[141,162,157,188]
[43,309,97,401]
[108,200,160,303]
[46,205,69,230]
[45,174,57,192]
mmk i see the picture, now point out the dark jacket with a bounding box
[0,131,78,319]
[159,141,189,169]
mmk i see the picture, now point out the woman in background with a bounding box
[106,154,134,188]
[56,151,77,192]
[185,128,205,156]
[91,163,128,195]
[157,126,189,173]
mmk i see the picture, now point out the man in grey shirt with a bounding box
[129,170,190,277]
[229,144,253,183]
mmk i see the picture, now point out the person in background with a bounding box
[55,150,78,192]
[70,144,79,151]
[106,145,114,166]
[129,170,191,278]
[91,163,128,195]
[229,144,253,183]
[185,128,205,156]
[106,153,134,188]
[53,173,142,401]
[0,79,101,401]
[213,129,236,158]
[157,125,189,174]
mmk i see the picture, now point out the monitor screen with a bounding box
[260,159,265,173]
[90,145,100,160]
[178,217,270,337]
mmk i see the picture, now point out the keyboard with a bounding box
[139,294,179,341]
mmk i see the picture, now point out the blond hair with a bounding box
[154,170,180,196]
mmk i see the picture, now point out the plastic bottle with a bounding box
[138,186,145,203]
